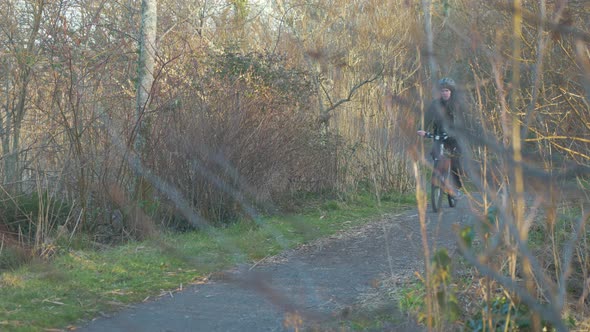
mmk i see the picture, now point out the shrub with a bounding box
[0,245,31,271]
[0,191,73,244]
[148,50,336,227]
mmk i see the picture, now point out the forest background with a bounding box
[0,0,589,331]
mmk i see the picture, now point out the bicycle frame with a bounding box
[423,132,455,212]
[430,136,452,190]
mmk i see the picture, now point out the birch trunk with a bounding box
[134,0,158,156]
[133,0,158,205]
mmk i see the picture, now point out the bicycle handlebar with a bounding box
[420,131,448,141]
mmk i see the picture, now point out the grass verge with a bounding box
[0,192,414,332]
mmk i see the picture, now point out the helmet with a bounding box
[438,77,456,90]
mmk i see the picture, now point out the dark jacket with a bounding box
[424,99,455,135]
[423,94,467,150]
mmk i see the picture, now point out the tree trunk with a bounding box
[422,0,438,93]
[2,0,44,193]
[132,0,158,236]
[134,0,158,157]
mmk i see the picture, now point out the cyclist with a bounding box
[417,77,465,198]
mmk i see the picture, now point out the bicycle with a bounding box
[418,131,457,213]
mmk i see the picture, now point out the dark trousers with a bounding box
[440,137,463,190]
[448,138,463,189]
[451,154,463,189]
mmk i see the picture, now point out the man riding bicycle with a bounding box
[417,77,465,199]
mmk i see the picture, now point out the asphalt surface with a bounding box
[78,199,472,332]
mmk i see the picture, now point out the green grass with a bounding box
[528,204,588,254]
[328,305,411,331]
[0,192,415,331]
[397,281,426,317]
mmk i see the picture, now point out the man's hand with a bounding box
[417,130,427,137]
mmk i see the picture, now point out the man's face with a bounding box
[441,88,452,101]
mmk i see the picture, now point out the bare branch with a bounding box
[320,67,383,123]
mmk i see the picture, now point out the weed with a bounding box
[322,200,341,211]
[0,246,31,271]
[0,191,72,243]
[466,296,560,332]
[398,281,426,317]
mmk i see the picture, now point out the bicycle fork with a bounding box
[431,158,452,193]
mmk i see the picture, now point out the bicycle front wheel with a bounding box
[431,182,443,213]
[431,159,451,213]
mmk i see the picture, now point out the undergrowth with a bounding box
[0,191,414,331]
[394,204,589,332]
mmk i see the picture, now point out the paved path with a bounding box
[78,199,473,332]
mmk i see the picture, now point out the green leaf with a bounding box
[461,225,475,248]
[432,248,451,268]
